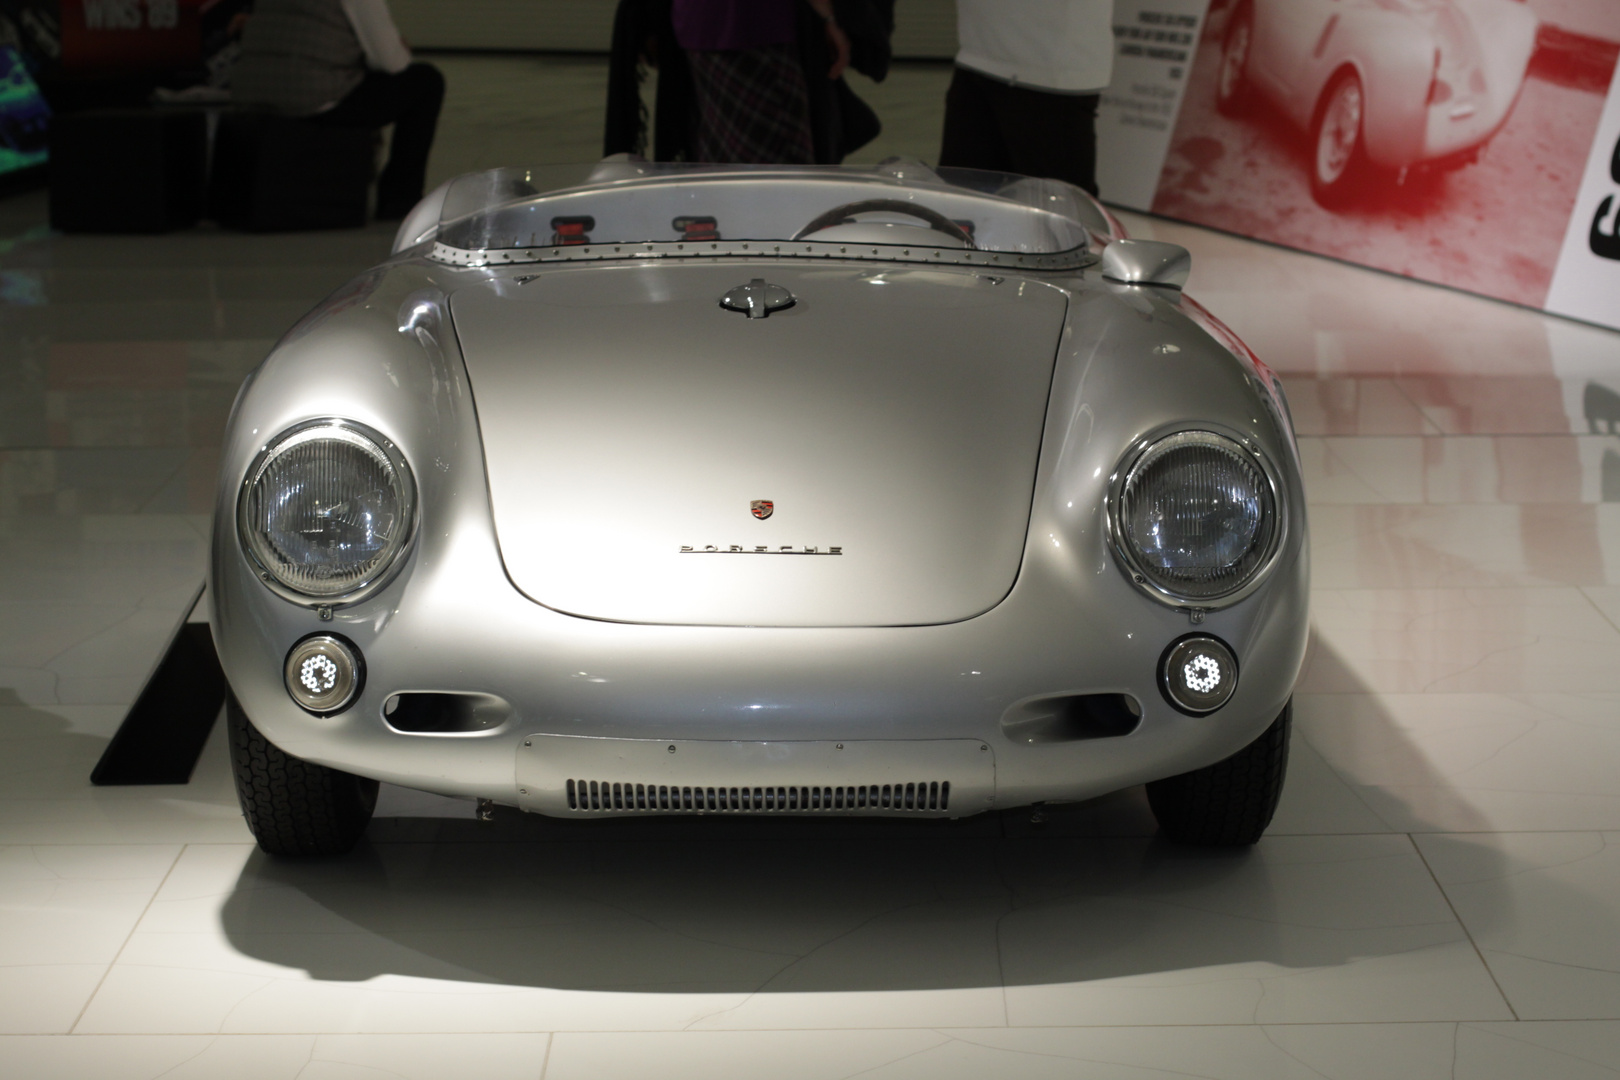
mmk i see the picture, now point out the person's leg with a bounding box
[685,45,814,164]
[316,62,446,217]
[990,85,1100,195]
[938,66,1011,173]
[374,63,445,215]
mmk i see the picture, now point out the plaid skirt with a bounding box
[685,43,815,165]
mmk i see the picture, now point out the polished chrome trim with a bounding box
[237,417,419,610]
[428,238,1097,272]
[283,632,366,716]
[1104,424,1287,611]
[720,278,796,319]
[1158,633,1239,716]
[1100,238,1191,290]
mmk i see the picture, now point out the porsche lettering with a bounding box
[680,545,843,555]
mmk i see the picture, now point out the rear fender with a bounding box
[1313,19,1435,169]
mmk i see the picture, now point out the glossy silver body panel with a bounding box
[211,175,1309,819]
[455,263,1068,627]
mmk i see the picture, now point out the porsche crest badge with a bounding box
[751,500,774,520]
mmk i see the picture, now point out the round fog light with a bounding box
[1160,635,1238,715]
[284,634,363,714]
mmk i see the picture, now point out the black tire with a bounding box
[1214,2,1254,117]
[227,690,378,856]
[1147,700,1291,846]
[1308,69,1371,208]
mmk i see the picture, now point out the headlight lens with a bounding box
[1118,431,1276,601]
[239,420,415,600]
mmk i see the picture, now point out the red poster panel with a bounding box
[59,0,203,75]
[1145,0,1620,313]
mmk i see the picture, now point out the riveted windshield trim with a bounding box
[427,239,1098,271]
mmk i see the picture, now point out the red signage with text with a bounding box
[59,0,203,75]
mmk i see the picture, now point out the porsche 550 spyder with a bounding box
[212,160,1309,856]
[1215,0,1538,205]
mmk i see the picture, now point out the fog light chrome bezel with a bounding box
[284,633,365,716]
[1159,633,1239,716]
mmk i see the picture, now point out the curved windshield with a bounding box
[434,161,1101,259]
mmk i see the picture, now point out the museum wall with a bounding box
[389,0,958,58]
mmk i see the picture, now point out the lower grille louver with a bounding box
[564,778,951,814]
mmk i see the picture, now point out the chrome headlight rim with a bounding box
[1106,423,1286,610]
[237,417,419,609]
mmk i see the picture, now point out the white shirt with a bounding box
[340,0,411,74]
[955,0,1115,94]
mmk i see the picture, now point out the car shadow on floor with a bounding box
[212,638,1559,1002]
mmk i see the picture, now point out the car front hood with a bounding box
[449,261,1068,626]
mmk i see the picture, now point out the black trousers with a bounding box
[315,62,446,218]
[938,66,1100,196]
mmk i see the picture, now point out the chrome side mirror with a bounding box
[1100,239,1191,290]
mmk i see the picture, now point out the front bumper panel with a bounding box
[516,735,996,818]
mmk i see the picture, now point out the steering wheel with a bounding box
[793,199,975,248]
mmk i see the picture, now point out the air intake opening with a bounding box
[565,780,951,813]
[1000,693,1142,745]
[383,692,512,734]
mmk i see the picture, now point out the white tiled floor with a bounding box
[4,56,1620,1079]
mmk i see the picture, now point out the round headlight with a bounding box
[1116,430,1277,603]
[239,419,416,603]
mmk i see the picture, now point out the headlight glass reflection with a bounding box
[1119,431,1275,601]
[240,422,414,599]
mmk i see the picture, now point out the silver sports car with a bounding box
[212,160,1309,856]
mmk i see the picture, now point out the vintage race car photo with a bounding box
[211,160,1310,856]
[1215,0,1539,205]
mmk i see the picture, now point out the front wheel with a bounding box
[228,690,378,856]
[1146,700,1291,846]
[1309,70,1370,208]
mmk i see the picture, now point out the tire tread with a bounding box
[228,692,377,856]
[1147,701,1292,846]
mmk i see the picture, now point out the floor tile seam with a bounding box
[1307,430,1596,440]
[0,443,222,451]
[132,452,197,517]
[29,604,174,674]
[66,842,187,1035]
[0,841,202,848]
[1263,835,1620,841]
[180,827,1620,844]
[1576,588,1620,637]
[1305,432,1612,439]
[1474,947,1620,981]
[1385,379,1446,437]
[1405,832,1520,1022]
[1305,500,1615,508]
[1282,692,1620,708]
[1289,692,1620,701]
[1456,1020,1620,1070]
[537,1030,554,1080]
[37,1019,1586,1037]
[1305,585,1619,593]
[1284,721,1409,832]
